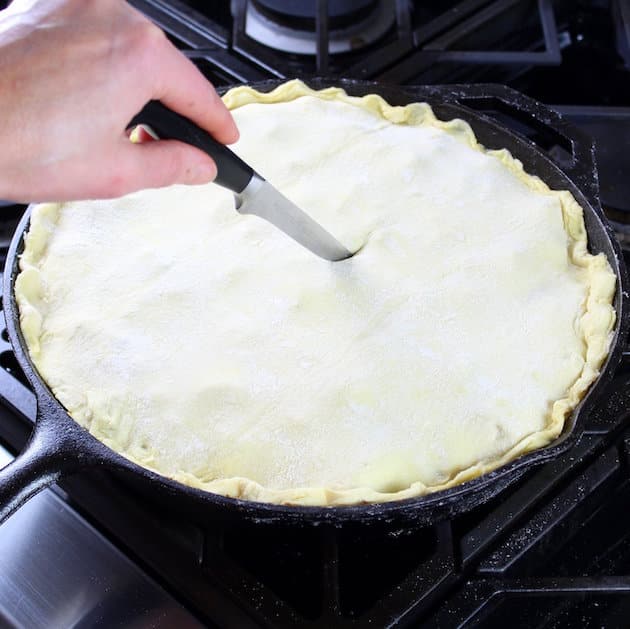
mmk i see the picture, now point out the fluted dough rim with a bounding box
[16,80,617,506]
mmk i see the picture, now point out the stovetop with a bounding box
[1,1,630,627]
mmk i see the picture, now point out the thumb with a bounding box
[116,138,218,192]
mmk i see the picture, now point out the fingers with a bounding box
[150,39,240,145]
[74,138,218,199]
[3,136,217,202]
[121,140,217,192]
[2,121,222,201]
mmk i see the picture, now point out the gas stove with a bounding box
[1,1,630,627]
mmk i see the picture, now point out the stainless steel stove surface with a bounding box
[1,1,630,627]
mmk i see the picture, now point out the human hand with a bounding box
[0,0,239,202]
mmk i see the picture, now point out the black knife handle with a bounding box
[129,100,254,193]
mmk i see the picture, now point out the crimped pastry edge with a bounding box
[16,80,617,506]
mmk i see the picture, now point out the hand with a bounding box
[0,0,239,202]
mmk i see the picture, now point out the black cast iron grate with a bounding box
[129,0,562,83]
[127,0,630,94]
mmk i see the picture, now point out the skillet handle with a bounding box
[445,84,600,207]
[129,100,254,193]
[0,406,96,525]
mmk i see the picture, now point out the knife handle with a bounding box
[129,100,254,193]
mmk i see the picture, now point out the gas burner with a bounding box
[253,0,377,23]
[242,0,395,55]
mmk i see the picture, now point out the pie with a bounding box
[15,80,616,506]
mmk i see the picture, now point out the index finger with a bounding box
[150,39,239,145]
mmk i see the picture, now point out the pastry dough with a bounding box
[16,81,616,506]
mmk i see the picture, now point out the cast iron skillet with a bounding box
[0,79,628,527]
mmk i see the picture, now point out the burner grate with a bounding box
[128,0,630,104]
[130,0,563,83]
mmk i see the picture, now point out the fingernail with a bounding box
[129,125,159,144]
[129,126,142,144]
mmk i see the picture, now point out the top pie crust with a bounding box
[16,80,616,506]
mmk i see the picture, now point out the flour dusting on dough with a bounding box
[16,80,616,506]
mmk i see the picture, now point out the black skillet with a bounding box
[0,79,628,527]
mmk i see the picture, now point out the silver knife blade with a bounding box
[234,174,353,262]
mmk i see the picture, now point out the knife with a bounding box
[129,101,353,262]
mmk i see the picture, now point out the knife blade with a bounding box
[129,101,353,261]
[235,174,352,261]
